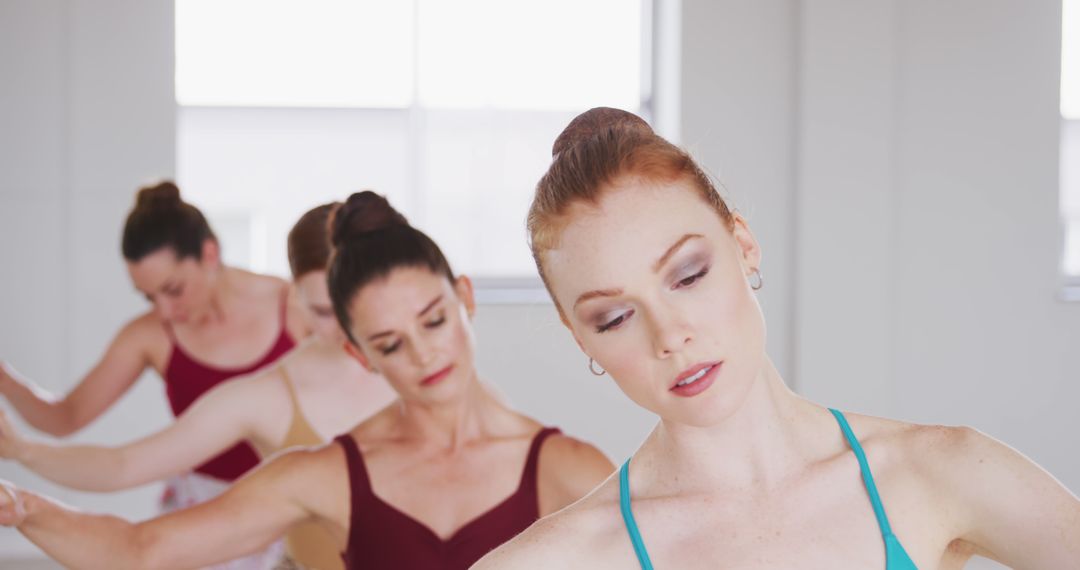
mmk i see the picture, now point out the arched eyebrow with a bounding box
[417,295,443,317]
[652,234,703,273]
[573,233,704,309]
[133,278,179,297]
[573,288,623,309]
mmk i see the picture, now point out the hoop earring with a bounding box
[749,268,764,291]
[588,357,607,376]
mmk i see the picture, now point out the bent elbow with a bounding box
[46,421,79,438]
[40,402,86,438]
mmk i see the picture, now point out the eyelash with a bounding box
[425,315,446,328]
[597,311,633,333]
[378,315,447,355]
[675,265,710,289]
[145,288,183,304]
[595,265,710,334]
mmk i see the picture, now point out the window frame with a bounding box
[1061,0,1080,300]
[1062,119,1080,301]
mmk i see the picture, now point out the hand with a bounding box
[0,361,24,395]
[0,408,26,461]
[0,479,26,527]
[0,361,13,390]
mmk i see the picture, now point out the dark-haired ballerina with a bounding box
[0,181,309,568]
[0,202,397,570]
[0,191,614,570]
[474,107,1080,569]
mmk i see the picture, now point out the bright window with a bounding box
[1062,0,1080,121]
[176,0,650,294]
[1064,122,1080,278]
[176,1,415,108]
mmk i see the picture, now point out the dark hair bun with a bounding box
[123,181,215,262]
[330,190,409,247]
[135,181,183,210]
[551,107,654,157]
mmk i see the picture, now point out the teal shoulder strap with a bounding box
[619,459,655,570]
[829,408,919,569]
[829,408,894,535]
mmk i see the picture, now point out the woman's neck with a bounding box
[199,265,237,325]
[393,372,502,453]
[639,359,823,493]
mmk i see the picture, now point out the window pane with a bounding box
[417,0,642,110]
[1064,0,1080,119]
[1066,222,1080,276]
[176,1,648,281]
[176,0,414,107]
[177,107,413,275]
[1064,120,1080,276]
[418,109,578,278]
[1064,121,1080,217]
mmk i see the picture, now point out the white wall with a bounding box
[792,3,1074,566]
[661,0,1080,500]
[679,0,798,380]
[796,0,1080,492]
[0,0,176,560]
[0,0,1075,567]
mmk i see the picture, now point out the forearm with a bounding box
[9,378,261,494]
[7,449,319,570]
[19,442,139,492]
[0,375,77,436]
[17,491,150,570]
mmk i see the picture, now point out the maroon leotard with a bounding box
[162,292,295,481]
[336,427,561,570]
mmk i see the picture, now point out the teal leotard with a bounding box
[618,408,918,569]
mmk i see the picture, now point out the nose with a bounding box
[407,334,437,369]
[648,306,693,359]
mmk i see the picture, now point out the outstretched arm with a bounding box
[0,445,340,570]
[0,368,277,492]
[0,316,156,436]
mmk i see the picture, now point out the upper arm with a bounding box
[471,516,557,570]
[538,435,614,516]
[937,427,1080,568]
[112,371,277,489]
[135,447,338,569]
[55,317,157,434]
[471,539,543,570]
[471,509,596,570]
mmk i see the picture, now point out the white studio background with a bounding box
[2,2,1078,568]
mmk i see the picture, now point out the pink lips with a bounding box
[420,364,454,387]
[669,361,722,397]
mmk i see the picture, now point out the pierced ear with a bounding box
[343,341,375,373]
[729,213,762,275]
[454,275,476,319]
